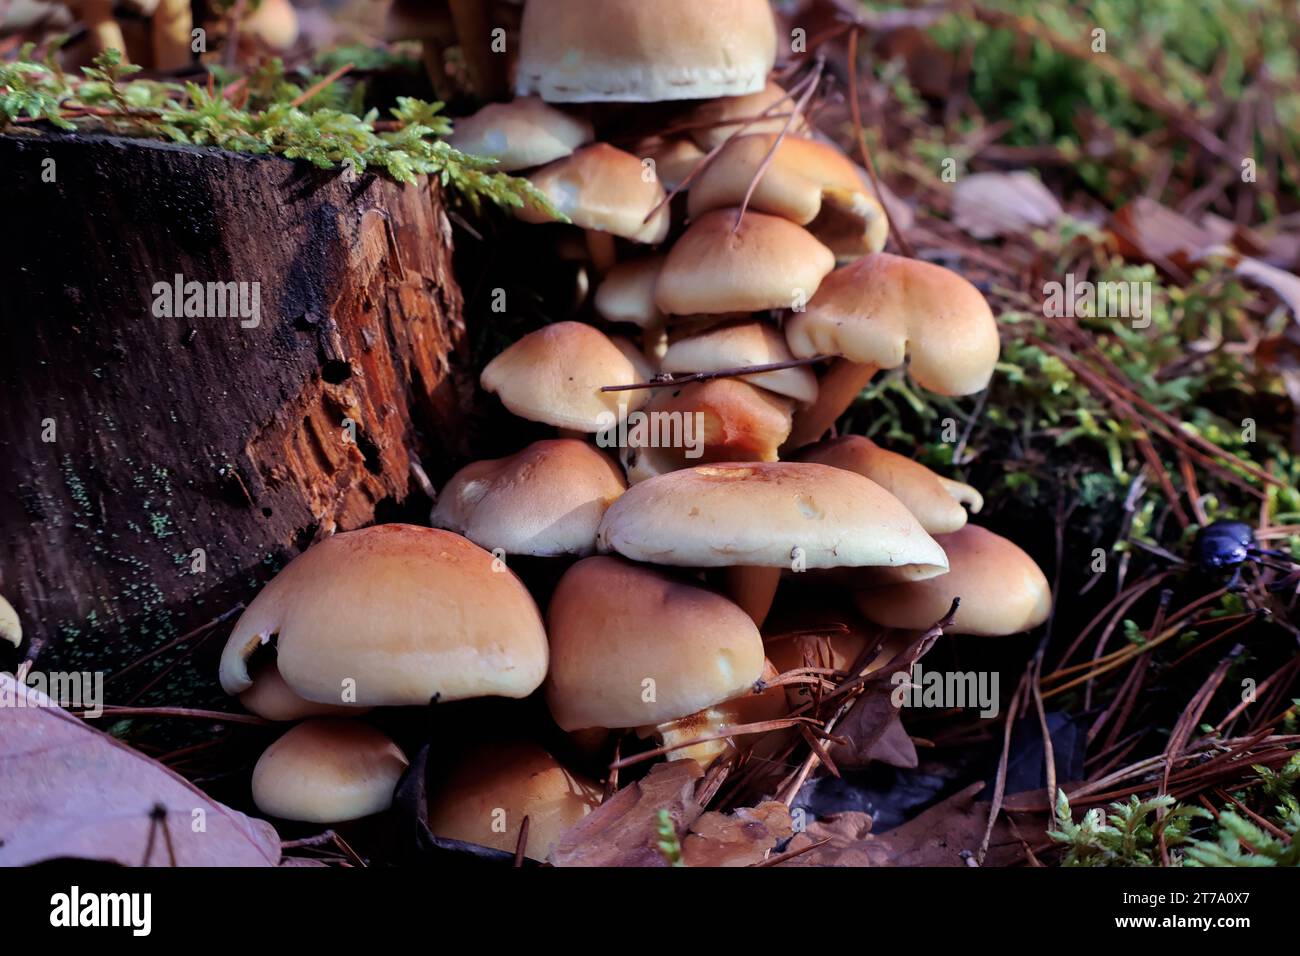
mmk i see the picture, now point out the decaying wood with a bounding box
[0,132,470,679]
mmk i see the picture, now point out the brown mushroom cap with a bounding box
[621,379,793,483]
[515,0,776,103]
[687,134,888,259]
[545,556,765,731]
[431,439,627,556]
[517,143,670,243]
[785,253,1001,396]
[686,80,808,150]
[662,320,818,403]
[239,661,370,721]
[636,136,706,191]
[218,525,548,706]
[251,719,408,823]
[480,321,648,431]
[854,525,1052,635]
[448,97,594,172]
[596,461,949,576]
[655,209,835,315]
[797,435,983,534]
[426,741,601,861]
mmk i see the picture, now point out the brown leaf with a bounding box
[549,760,703,867]
[0,674,280,867]
[780,783,1023,867]
[682,801,793,867]
[1110,197,1216,269]
[953,172,1063,241]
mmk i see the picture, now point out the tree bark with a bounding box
[0,132,471,680]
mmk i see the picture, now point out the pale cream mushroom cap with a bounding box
[448,97,593,173]
[243,0,298,50]
[797,435,983,534]
[596,461,949,576]
[687,134,888,259]
[686,81,809,150]
[0,594,20,647]
[218,525,548,705]
[655,209,835,315]
[427,741,601,861]
[480,321,648,431]
[239,661,370,721]
[621,379,793,484]
[785,253,1001,396]
[609,335,658,382]
[251,719,408,823]
[431,439,626,556]
[515,0,776,103]
[593,256,665,328]
[854,525,1052,636]
[517,144,670,243]
[661,320,818,403]
[545,556,765,731]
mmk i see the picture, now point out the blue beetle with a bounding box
[1193,520,1297,591]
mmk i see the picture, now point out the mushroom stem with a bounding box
[642,316,668,361]
[81,0,128,58]
[641,710,732,766]
[448,0,505,100]
[419,39,457,102]
[584,229,617,276]
[724,565,781,628]
[784,359,878,451]
[151,0,193,71]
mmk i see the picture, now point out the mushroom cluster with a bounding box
[216,0,1053,862]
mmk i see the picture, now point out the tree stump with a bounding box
[0,133,471,682]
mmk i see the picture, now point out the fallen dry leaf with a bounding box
[953,171,1063,240]
[0,673,280,867]
[780,782,1022,867]
[682,800,793,867]
[549,760,703,867]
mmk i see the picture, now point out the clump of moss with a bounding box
[0,49,562,217]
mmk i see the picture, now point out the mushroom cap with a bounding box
[785,253,1001,396]
[431,439,627,556]
[239,661,370,721]
[0,593,20,647]
[545,556,765,730]
[662,320,818,403]
[593,256,665,328]
[655,209,835,315]
[218,525,548,706]
[686,81,808,150]
[480,321,648,431]
[243,0,298,50]
[517,144,670,243]
[854,525,1052,636]
[609,335,658,382]
[427,741,601,860]
[251,719,408,824]
[596,461,949,575]
[515,0,776,103]
[797,435,983,534]
[622,379,793,484]
[687,134,888,259]
[636,136,706,191]
[448,97,593,173]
